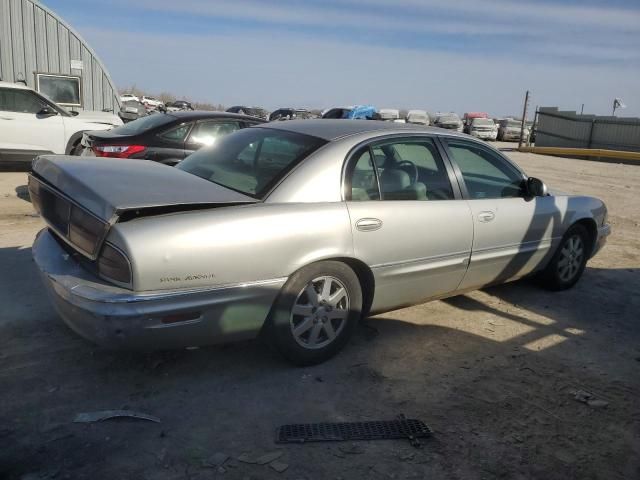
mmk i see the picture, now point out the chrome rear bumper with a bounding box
[32,229,285,350]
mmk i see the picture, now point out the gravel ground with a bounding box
[1,148,639,479]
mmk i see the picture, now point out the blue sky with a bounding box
[43,0,640,117]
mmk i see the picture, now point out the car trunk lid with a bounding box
[29,155,256,259]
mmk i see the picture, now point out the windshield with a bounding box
[177,127,327,198]
[439,115,460,123]
[472,118,495,126]
[109,113,175,135]
[506,120,522,128]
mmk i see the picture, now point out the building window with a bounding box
[35,73,82,107]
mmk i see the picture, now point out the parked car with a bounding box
[141,96,164,110]
[118,100,148,123]
[322,106,354,118]
[433,112,463,132]
[30,120,610,365]
[406,110,429,125]
[119,93,140,103]
[462,112,489,133]
[322,105,377,120]
[226,106,269,120]
[378,109,400,121]
[269,108,317,121]
[166,100,194,112]
[0,81,122,166]
[468,118,498,141]
[81,111,265,165]
[498,119,529,141]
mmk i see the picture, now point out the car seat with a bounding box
[380,169,427,200]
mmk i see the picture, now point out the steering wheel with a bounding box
[396,160,419,185]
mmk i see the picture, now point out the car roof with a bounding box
[260,119,461,141]
[167,111,266,122]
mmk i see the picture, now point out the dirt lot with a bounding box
[1,148,639,480]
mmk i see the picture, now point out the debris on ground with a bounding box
[269,460,289,473]
[255,450,284,465]
[570,389,609,408]
[73,410,160,423]
[237,452,257,464]
[202,452,229,468]
[276,417,431,445]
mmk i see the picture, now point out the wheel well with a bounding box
[573,218,597,256]
[65,131,85,155]
[327,257,375,317]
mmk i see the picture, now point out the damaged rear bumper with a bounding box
[32,229,286,350]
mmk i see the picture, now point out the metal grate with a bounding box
[276,417,432,444]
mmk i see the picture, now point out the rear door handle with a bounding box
[356,218,382,232]
[477,211,495,223]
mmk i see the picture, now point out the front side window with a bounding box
[188,121,241,146]
[177,127,326,198]
[347,138,454,201]
[0,88,47,114]
[446,140,524,199]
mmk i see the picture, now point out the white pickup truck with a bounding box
[0,81,122,166]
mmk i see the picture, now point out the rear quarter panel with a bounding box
[107,203,353,291]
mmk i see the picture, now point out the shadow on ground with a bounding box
[1,244,638,479]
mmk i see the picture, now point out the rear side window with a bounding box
[446,141,524,199]
[347,138,454,201]
[159,123,191,142]
[349,149,380,201]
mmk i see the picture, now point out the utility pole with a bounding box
[518,90,530,150]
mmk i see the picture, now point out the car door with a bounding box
[345,136,473,312]
[151,122,194,164]
[184,120,242,154]
[442,138,559,289]
[0,87,65,163]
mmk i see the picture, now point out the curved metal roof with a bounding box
[0,0,120,112]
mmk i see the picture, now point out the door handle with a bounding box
[477,211,495,223]
[356,218,382,232]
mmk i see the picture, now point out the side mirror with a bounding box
[38,106,57,116]
[526,177,548,197]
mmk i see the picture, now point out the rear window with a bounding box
[177,127,327,198]
[110,113,175,135]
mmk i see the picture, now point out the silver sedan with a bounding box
[30,120,610,364]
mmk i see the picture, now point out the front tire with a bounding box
[267,261,363,366]
[539,224,590,291]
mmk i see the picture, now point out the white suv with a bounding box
[0,82,122,165]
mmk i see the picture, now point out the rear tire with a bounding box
[267,261,362,366]
[70,140,83,156]
[539,224,589,291]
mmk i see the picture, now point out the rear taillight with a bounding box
[69,206,107,256]
[98,243,132,286]
[92,145,146,158]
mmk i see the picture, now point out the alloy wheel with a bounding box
[557,234,585,282]
[289,276,350,350]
